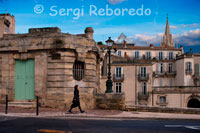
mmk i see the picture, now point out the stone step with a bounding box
[8,101,36,108]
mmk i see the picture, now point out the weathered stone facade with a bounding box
[0,19,102,109]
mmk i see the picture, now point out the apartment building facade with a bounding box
[99,18,200,108]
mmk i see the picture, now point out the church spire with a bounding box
[165,16,170,36]
[161,16,175,47]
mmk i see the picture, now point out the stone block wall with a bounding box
[95,93,125,110]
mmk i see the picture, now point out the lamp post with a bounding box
[105,37,114,93]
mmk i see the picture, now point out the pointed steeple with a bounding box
[165,17,170,36]
[161,16,175,47]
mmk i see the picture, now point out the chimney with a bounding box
[149,44,154,48]
[180,45,184,54]
[123,40,127,48]
[84,27,94,40]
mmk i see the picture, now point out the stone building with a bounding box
[0,13,102,109]
[99,18,200,109]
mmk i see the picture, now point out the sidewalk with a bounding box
[0,104,200,120]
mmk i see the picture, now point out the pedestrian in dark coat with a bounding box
[68,85,84,113]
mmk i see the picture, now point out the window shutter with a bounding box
[173,63,175,72]
[167,52,169,60]
[163,63,165,72]
[156,63,159,72]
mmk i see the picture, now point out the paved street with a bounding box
[0,116,200,133]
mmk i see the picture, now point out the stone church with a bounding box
[0,13,102,109]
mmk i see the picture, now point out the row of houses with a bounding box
[99,18,200,108]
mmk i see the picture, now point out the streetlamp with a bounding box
[105,37,114,93]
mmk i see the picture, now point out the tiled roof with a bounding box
[98,44,181,51]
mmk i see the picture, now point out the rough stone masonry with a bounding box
[0,23,102,109]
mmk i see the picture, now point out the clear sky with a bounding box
[0,0,200,52]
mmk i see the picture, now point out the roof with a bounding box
[98,44,181,51]
[0,13,13,17]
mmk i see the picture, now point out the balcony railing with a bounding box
[156,56,164,60]
[166,71,177,76]
[194,73,200,78]
[153,71,165,76]
[138,74,149,81]
[185,69,192,75]
[113,74,124,82]
[138,92,149,101]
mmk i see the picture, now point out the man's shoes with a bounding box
[81,111,85,113]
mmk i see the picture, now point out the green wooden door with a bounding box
[15,59,35,100]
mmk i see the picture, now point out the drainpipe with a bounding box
[135,65,137,105]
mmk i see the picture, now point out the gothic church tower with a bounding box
[161,17,175,47]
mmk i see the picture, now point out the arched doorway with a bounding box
[187,98,200,108]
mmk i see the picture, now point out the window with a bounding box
[115,82,122,93]
[168,52,174,60]
[135,51,140,59]
[168,63,173,73]
[115,67,122,77]
[159,52,164,60]
[140,67,147,77]
[141,82,147,95]
[160,63,164,73]
[160,96,166,104]
[117,51,122,57]
[73,60,85,81]
[146,52,151,59]
[186,62,192,71]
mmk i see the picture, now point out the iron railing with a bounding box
[113,74,124,82]
[185,69,192,75]
[138,92,149,101]
[138,74,149,81]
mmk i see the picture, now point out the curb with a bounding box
[1,113,200,121]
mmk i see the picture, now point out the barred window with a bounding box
[73,60,85,81]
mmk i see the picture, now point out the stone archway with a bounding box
[187,98,200,108]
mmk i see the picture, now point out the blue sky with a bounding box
[0,0,200,52]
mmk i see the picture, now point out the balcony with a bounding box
[138,74,149,81]
[138,92,149,101]
[153,71,165,76]
[156,56,164,60]
[193,73,200,79]
[113,74,124,82]
[185,69,192,75]
[166,71,177,76]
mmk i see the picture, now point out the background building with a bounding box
[99,18,200,109]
